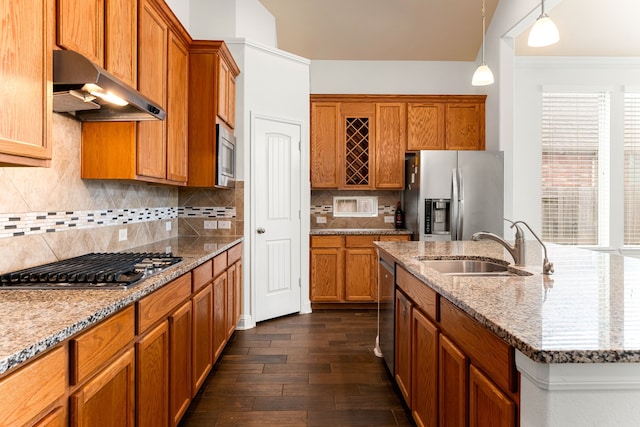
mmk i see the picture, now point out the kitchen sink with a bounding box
[414,258,532,277]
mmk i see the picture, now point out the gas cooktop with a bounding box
[0,252,183,290]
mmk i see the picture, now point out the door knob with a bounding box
[257,227,266,234]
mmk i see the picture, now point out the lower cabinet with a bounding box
[70,348,135,427]
[310,234,410,303]
[136,321,169,427]
[192,283,213,393]
[394,265,519,427]
[169,300,193,427]
[212,271,227,361]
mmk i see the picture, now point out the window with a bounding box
[541,92,610,246]
[624,93,640,246]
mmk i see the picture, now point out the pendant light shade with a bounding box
[472,0,494,86]
[528,0,560,47]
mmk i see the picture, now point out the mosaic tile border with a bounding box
[310,205,396,215]
[0,208,178,239]
[178,207,236,218]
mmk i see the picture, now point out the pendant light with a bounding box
[472,0,494,86]
[527,0,560,47]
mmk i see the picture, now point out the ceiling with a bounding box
[258,0,640,61]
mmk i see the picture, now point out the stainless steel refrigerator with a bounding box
[404,151,504,241]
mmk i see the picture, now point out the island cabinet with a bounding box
[394,264,519,427]
[187,41,240,187]
[310,234,410,304]
[407,97,486,151]
[56,0,137,87]
[0,0,53,167]
[310,98,406,190]
[81,0,189,186]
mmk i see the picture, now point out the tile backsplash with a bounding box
[310,190,401,229]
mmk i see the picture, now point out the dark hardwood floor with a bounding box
[179,309,415,427]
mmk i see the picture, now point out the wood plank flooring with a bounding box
[179,309,415,427]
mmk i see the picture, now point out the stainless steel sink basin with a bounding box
[414,258,532,277]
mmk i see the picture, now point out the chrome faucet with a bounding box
[512,221,554,275]
[471,219,525,266]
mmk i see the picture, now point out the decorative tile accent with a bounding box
[0,208,178,239]
[178,207,237,218]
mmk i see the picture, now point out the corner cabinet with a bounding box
[187,41,240,187]
[0,0,53,167]
[80,0,190,186]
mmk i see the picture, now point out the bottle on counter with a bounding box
[394,201,405,229]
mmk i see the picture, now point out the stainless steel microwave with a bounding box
[216,123,236,188]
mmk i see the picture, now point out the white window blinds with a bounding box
[624,93,640,246]
[541,92,610,246]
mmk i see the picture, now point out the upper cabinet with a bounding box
[310,102,340,188]
[187,41,240,187]
[80,0,190,186]
[0,0,54,167]
[57,0,137,87]
[407,96,485,151]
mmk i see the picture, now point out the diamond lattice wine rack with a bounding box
[344,117,370,186]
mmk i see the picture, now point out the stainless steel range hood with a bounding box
[53,50,166,121]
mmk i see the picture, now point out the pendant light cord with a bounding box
[481,0,486,65]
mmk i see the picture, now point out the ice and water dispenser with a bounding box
[424,199,451,236]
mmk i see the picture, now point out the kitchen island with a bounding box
[376,240,640,427]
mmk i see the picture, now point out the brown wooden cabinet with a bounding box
[136,320,169,427]
[0,346,66,427]
[187,41,240,187]
[395,289,412,405]
[310,234,410,304]
[0,0,53,167]
[310,102,341,188]
[412,308,439,427]
[169,299,192,427]
[469,365,516,427]
[57,0,104,65]
[212,270,228,361]
[70,347,135,427]
[81,0,189,186]
[439,334,468,427]
[192,283,213,392]
[407,97,486,151]
[375,103,406,189]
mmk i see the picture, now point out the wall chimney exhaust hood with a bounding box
[53,50,166,121]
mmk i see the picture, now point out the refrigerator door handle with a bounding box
[451,168,459,240]
[458,168,464,240]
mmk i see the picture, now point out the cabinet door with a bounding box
[375,103,406,189]
[192,284,213,393]
[469,365,515,427]
[407,103,445,151]
[395,290,412,406]
[105,0,137,87]
[412,309,439,427]
[310,248,343,302]
[169,300,192,427]
[227,74,236,129]
[445,103,485,150]
[226,262,237,338]
[166,31,189,183]
[33,406,66,427]
[0,0,53,166]
[217,57,230,125]
[213,272,228,362]
[57,0,104,65]
[234,260,243,325]
[137,0,167,179]
[341,103,375,189]
[136,320,169,427]
[70,348,135,427]
[344,248,377,301]
[311,102,340,188]
[439,335,468,427]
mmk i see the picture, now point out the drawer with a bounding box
[192,260,213,293]
[71,305,135,385]
[137,273,192,334]
[228,242,242,265]
[310,235,343,248]
[0,346,67,427]
[213,251,228,278]
[395,265,438,321]
[440,298,517,393]
[378,234,411,242]
[345,235,376,248]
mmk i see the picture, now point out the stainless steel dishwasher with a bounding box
[375,252,395,375]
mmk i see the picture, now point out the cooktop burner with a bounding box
[0,252,183,290]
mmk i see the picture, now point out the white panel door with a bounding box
[253,116,301,322]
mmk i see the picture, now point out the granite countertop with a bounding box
[375,240,640,364]
[310,228,412,235]
[0,235,243,376]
